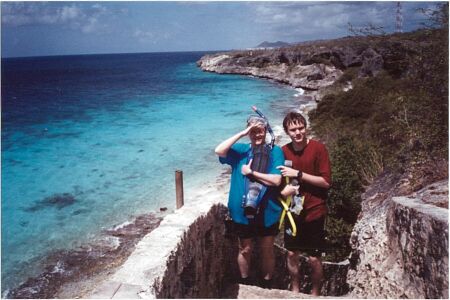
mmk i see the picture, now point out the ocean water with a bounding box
[1,52,302,293]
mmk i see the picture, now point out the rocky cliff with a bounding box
[197,51,343,92]
[197,34,421,95]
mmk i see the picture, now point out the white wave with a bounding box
[112,221,133,231]
[51,261,66,274]
[294,87,305,97]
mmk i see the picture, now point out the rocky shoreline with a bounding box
[197,52,343,93]
[4,167,234,299]
[4,210,168,299]
[196,32,431,102]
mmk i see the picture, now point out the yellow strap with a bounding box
[278,198,297,236]
[278,177,297,236]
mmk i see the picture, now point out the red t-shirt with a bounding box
[282,140,331,222]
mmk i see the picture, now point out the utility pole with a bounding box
[396,2,403,33]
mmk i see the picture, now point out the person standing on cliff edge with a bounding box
[215,115,284,288]
[277,110,331,296]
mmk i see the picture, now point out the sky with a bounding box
[1,1,443,58]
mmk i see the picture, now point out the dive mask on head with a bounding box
[246,115,267,128]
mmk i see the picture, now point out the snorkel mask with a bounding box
[251,106,275,149]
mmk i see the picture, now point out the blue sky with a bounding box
[1,1,442,58]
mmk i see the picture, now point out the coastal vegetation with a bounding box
[309,11,448,260]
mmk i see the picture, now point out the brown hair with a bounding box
[282,111,307,132]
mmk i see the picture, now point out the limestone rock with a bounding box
[358,48,384,77]
[197,52,343,91]
[387,182,448,299]
[347,178,448,299]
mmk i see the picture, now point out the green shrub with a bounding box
[336,67,359,84]
[324,216,354,262]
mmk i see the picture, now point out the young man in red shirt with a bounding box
[277,111,331,296]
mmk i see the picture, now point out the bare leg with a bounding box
[286,250,300,292]
[259,235,275,280]
[237,238,253,279]
[309,256,323,296]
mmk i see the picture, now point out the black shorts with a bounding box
[233,221,280,239]
[284,217,326,257]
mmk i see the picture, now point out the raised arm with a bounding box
[215,124,256,158]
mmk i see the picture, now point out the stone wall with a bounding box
[387,194,448,298]
[88,192,232,299]
[347,179,448,298]
[89,193,350,298]
[148,202,351,298]
[153,203,232,298]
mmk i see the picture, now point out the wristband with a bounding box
[297,170,303,182]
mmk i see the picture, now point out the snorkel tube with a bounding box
[251,105,275,149]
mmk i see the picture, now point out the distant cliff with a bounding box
[198,31,434,96]
[256,41,290,48]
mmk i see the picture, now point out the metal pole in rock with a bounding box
[175,170,184,209]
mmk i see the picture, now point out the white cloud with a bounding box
[60,5,81,22]
[133,29,155,43]
[81,17,99,34]
[251,2,429,41]
[1,2,109,34]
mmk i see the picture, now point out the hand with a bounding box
[240,124,258,137]
[241,159,253,176]
[277,166,299,178]
[281,184,299,197]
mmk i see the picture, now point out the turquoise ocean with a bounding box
[2,52,303,294]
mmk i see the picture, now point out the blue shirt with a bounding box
[219,143,284,227]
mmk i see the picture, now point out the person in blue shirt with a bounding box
[215,115,284,288]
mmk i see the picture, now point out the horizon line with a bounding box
[1,49,230,60]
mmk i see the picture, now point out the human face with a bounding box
[249,124,267,146]
[286,121,307,145]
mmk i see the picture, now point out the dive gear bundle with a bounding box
[242,144,271,218]
[242,106,275,219]
[278,160,305,236]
